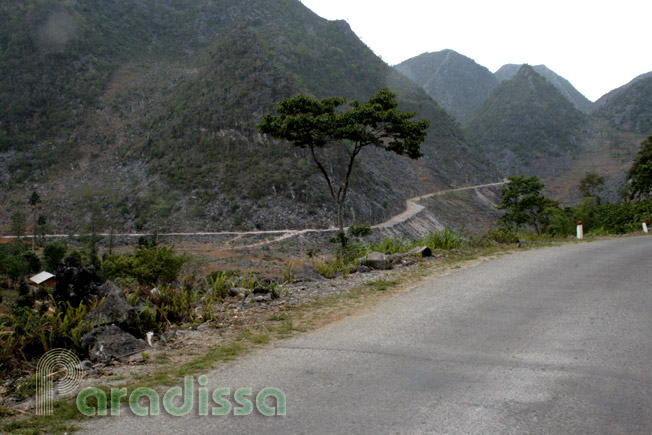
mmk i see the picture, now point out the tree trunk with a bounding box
[337,200,346,249]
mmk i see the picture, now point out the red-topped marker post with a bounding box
[643,220,649,234]
[577,221,584,240]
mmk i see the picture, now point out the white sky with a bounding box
[300,0,652,102]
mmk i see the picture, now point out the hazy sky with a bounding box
[300,0,652,102]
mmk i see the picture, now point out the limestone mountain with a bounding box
[466,65,587,178]
[494,64,593,113]
[591,72,652,134]
[394,50,499,123]
[0,0,498,233]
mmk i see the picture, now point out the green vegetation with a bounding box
[42,241,68,272]
[579,173,606,205]
[0,300,96,373]
[466,65,586,171]
[367,279,399,291]
[259,88,430,245]
[627,134,652,200]
[497,175,552,234]
[495,173,652,237]
[102,244,189,287]
[0,240,41,285]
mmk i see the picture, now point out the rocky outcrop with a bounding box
[82,281,140,331]
[52,256,103,307]
[81,325,146,362]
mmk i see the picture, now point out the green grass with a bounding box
[268,312,289,322]
[367,280,399,292]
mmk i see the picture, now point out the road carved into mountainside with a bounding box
[2,181,505,249]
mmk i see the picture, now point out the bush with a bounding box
[0,300,95,373]
[570,198,652,235]
[42,241,68,272]
[479,229,520,245]
[370,237,411,254]
[102,245,189,287]
[418,228,467,250]
[542,206,575,237]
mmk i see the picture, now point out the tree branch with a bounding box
[309,144,336,201]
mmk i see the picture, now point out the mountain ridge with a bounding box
[0,0,498,234]
[394,49,498,123]
[466,65,588,178]
[494,63,593,112]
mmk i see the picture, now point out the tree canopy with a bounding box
[497,175,552,234]
[627,134,652,201]
[258,88,430,243]
[579,173,606,205]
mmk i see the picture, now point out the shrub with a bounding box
[418,228,467,250]
[208,271,232,300]
[102,245,189,287]
[42,241,67,272]
[479,229,520,245]
[0,300,96,373]
[370,237,410,254]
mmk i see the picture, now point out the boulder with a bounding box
[52,256,103,307]
[82,281,139,331]
[358,252,390,270]
[297,264,326,282]
[356,265,372,274]
[81,325,146,362]
[229,287,249,298]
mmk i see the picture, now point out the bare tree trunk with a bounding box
[337,200,345,249]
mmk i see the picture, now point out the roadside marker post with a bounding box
[577,221,584,240]
[643,220,649,234]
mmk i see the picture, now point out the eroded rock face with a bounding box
[80,325,146,362]
[52,256,103,307]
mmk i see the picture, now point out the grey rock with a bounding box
[358,252,391,270]
[255,294,272,303]
[81,325,146,362]
[82,281,139,330]
[356,265,372,274]
[297,264,326,282]
[229,287,249,298]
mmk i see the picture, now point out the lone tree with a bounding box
[627,134,652,201]
[258,88,430,246]
[497,175,551,234]
[579,172,606,205]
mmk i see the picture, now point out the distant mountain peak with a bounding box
[592,72,652,133]
[495,63,592,112]
[394,50,498,123]
[466,65,587,177]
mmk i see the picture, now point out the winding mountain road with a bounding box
[4,181,505,249]
[80,235,652,434]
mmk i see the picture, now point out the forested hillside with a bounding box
[466,65,587,177]
[0,0,498,233]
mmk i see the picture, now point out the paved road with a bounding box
[79,236,652,434]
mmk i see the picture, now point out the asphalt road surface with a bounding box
[80,236,652,434]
